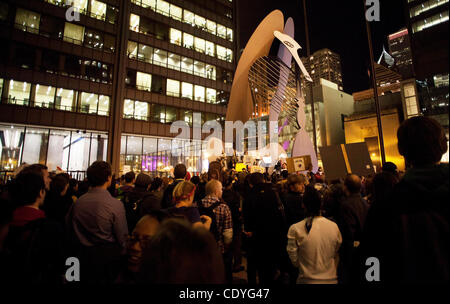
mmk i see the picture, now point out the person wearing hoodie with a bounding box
[360,116,449,284]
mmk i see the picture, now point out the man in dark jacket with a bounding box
[361,116,449,284]
[338,174,369,284]
[243,173,285,284]
[161,164,186,209]
[281,174,307,228]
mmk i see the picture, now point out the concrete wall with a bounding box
[312,79,354,147]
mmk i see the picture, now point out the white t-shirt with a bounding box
[287,216,342,284]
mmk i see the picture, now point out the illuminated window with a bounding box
[141,0,156,10]
[35,84,55,108]
[181,57,193,74]
[226,48,233,62]
[195,15,206,29]
[170,4,182,20]
[217,24,226,39]
[194,37,205,53]
[80,92,98,114]
[130,14,140,32]
[168,53,181,70]
[206,41,215,56]
[194,61,205,77]
[8,80,31,105]
[181,82,193,99]
[166,79,180,97]
[64,22,84,45]
[206,20,216,34]
[206,88,216,104]
[194,85,205,102]
[90,0,106,21]
[134,100,148,120]
[98,95,109,116]
[137,71,152,91]
[56,88,76,111]
[128,41,138,59]
[183,10,194,25]
[206,65,216,80]
[138,44,153,63]
[183,33,194,49]
[15,8,40,34]
[153,48,167,67]
[227,28,233,41]
[216,45,226,60]
[72,0,88,13]
[157,0,170,16]
[170,28,182,46]
[124,99,134,119]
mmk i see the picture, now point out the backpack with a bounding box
[198,201,222,242]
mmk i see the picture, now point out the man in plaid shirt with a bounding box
[200,179,233,283]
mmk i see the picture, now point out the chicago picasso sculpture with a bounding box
[226,10,318,172]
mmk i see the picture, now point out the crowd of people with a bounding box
[0,116,448,285]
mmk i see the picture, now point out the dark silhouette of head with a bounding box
[124,171,136,184]
[397,116,448,167]
[87,161,112,187]
[174,164,187,179]
[344,174,362,195]
[139,218,225,283]
[371,171,399,205]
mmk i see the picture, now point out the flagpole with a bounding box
[364,1,386,166]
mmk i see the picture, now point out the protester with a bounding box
[243,173,285,284]
[66,161,128,284]
[138,218,225,284]
[42,173,72,225]
[199,179,233,283]
[116,211,168,284]
[136,175,163,218]
[167,180,211,230]
[117,171,135,200]
[222,176,244,273]
[281,174,307,228]
[361,116,449,283]
[5,170,64,284]
[287,185,342,284]
[336,174,369,284]
[162,164,187,209]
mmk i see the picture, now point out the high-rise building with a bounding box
[388,28,414,79]
[301,48,343,91]
[0,0,237,178]
[404,0,449,129]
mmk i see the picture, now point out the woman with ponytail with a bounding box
[286,185,342,284]
[167,181,212,230]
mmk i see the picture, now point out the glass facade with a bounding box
[120,134,207,176]
[1,79,110,116]
[132,0,233,42]
[0,124,107,173]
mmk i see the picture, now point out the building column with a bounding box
[107,0,130,175]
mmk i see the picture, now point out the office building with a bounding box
[404,0,449,129]
[300,48,343,91]
[0,0,237,178]
[388,28,414,79]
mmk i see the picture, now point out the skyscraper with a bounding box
[388,28,414,79]
[0,0,237,176]
[301,48,343,91]
[404,0,449,128]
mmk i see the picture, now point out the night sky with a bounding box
[237,0,406,94]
